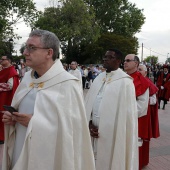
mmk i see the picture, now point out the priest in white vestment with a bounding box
[2,29,95,170]
[85,49,138,170]
[69,61,82,86]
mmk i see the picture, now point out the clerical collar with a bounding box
[106,69,117,77]
[34,71,40,79]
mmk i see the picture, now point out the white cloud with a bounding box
[129,0,170,63]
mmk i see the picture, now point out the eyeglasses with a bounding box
[24,45,49,53]
[102,55,116,60]
[124,59,136,62]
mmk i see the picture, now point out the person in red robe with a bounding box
[156,65,170,110]
[124,54,150,170]
[0,55,19,144]
[138,64,160,167]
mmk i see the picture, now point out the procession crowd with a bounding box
[0,29,170,170]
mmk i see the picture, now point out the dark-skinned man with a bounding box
[85,49,138,170]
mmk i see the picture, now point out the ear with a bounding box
[46,48,53,59]
[116,59,121,65]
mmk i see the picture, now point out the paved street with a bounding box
[143,101,170,170]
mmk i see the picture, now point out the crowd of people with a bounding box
[0,29,170,170]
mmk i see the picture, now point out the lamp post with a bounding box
[167,53,169,64]
[8,38,13,58]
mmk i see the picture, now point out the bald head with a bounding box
[124,54,140,75]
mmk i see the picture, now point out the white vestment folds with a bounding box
[2,59,95,170]
[69,69,82,86]
[85,68,138,170]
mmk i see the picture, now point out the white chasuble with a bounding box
[3,59,95,170]
[85,68,139,170]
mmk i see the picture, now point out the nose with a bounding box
[23,48,29,56]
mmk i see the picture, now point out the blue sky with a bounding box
[14,0,170,63]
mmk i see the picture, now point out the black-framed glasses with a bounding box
[124,59,136,62]
[102,55,116,60]
[24,45,49,53]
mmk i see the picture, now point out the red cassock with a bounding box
[146,77,160,139]
[156,72,170,100]
[0,66,19,141]
[130,71,149,139]
[130,71,150,170]
[140,77,160,168]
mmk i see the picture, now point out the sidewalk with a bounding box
[143,101,170,170]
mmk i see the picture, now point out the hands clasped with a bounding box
[2,111,32,127]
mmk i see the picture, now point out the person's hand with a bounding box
[12,112,33,127]
[2,111,16,126]
[89,120,99,138]
[161,86,164,90]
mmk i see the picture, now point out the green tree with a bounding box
[0,0,40,57]
[84,0,145,37]
[0,0,39,38]
[35,0,100,63]
[144,55,158,64]
[79,33,138,63]
[35,0,145,63]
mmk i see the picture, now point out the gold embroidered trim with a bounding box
[29,82,44,88]
[29,82,34,88]
[38,82,44,88]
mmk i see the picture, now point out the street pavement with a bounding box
[143,101,170,170]
[0,90,170,170]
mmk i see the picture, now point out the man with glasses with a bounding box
[124,54,149,170]
[2,29,95,170]
[85,49,138,170]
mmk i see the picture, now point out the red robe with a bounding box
[141,77,160,168]
[130,71,149,139]
[156,72,170,100]
[146,77,160,139]
[0,66,19,141]
[130,71,149,170]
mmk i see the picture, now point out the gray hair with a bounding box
[29,29,60,61]
[139,63,147,71]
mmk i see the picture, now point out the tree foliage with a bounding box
[84,0,145,37]
[35,0,145,63]
[35,0,100,63]
[144,55,158,64]
[0,0,39,56]
[79,33,138,63]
